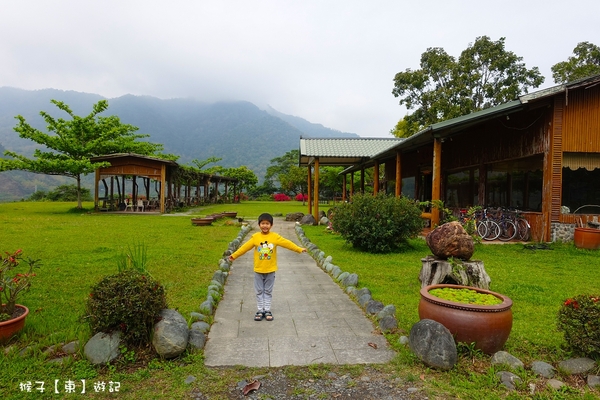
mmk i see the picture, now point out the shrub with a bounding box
[295,193,308,201]
[85,270,167,346]
[47,184,92,202]
[332,193,423,253]
[557,294,600,358]
[256,194,274,201]
[273,193,291,201]
[27,190,48,201]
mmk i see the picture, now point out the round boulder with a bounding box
[409,319,457,370]
[426,221,474,260]
[152,309,189,359]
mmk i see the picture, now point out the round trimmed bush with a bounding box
[332,193,423,253]
[557,294,600,358]
[85,270,167,346]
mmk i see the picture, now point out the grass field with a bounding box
[1,200,600,399]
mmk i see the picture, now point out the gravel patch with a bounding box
[188,366,429,399]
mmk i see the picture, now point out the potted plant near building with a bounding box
[0,249,41,343]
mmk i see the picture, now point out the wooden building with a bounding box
[301,74,600,242]
[91,153,238,213]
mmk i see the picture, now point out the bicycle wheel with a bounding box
[516,218,531,241]
[476,221,488,239]
[483,220,501,241]
[498,220,517,241]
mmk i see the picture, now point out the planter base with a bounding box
[191,218,213,226]
[574,227,600,250]
[419,285,512,354]
[0,305,29,343]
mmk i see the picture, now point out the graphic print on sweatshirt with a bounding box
[257,241,274,260]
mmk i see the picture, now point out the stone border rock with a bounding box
[294,223,398,333]
[193,223,254,330]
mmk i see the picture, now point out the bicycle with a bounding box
[476,208,501,241]
[493,208,518,242]
[513,209,531,241]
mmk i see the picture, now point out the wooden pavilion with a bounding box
[91,153,238,213]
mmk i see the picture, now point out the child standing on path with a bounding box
[228,213,306,321]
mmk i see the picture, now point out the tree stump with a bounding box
[419,256,491,289]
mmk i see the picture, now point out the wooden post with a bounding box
[431,138,442,227]
[110,176,114,210]
[373,161,379,194]
[307,165,312,216]
[360,168,365,193]
[478,164,486,206]
[313,158,320,221]
[160,164,166,213]
[94,168,100,211]
[350,172,354,197]
[342,174,347,202]
[395,150,402,197]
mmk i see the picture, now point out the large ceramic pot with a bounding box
[0,304,29,343]
[418,284,513,354]
[574,227,600,250]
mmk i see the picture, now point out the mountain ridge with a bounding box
[0,87,359,200]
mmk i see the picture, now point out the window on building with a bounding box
[485,156,543,211]
[401,177,415,199]
[562,167,600,213]
[445,169,478,208]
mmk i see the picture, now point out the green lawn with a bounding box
[1,201,599,399]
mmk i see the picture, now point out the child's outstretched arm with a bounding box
[228,238,255,263]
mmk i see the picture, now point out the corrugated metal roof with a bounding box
[299,138,403,166]
[90,153,179,166]
[429,100,522,131]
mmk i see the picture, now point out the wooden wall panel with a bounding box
[563,85,600,152]
[441,107,550,171]
[561,213,600,227]
[551,96,564,223]
[523,212,544,242]
[400,146,432,178]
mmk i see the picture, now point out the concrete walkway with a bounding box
[204,219,396,367]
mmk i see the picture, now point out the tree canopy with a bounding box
[265,149,307,196]
[183,157,258,199]
[551,42,600,84]
[391,36,544,137]
[221,166,258,197]
[0,99,167,208]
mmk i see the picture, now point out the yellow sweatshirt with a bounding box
[230,231,304,274]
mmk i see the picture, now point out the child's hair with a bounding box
[258,213,274,225]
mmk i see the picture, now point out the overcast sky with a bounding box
[1,1,598,137]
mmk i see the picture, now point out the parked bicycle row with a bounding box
[456,207,531,242]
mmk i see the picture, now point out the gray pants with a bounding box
[254,272,275,312]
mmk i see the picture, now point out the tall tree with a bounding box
[191,157,222,172]
[0,99,166,208]
[551,42,600,84]
[318,166,344,199]
[265,149,307,196]
[222,166,258,199]
[392,36,544,137]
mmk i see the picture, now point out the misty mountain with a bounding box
[0,87,358,200]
